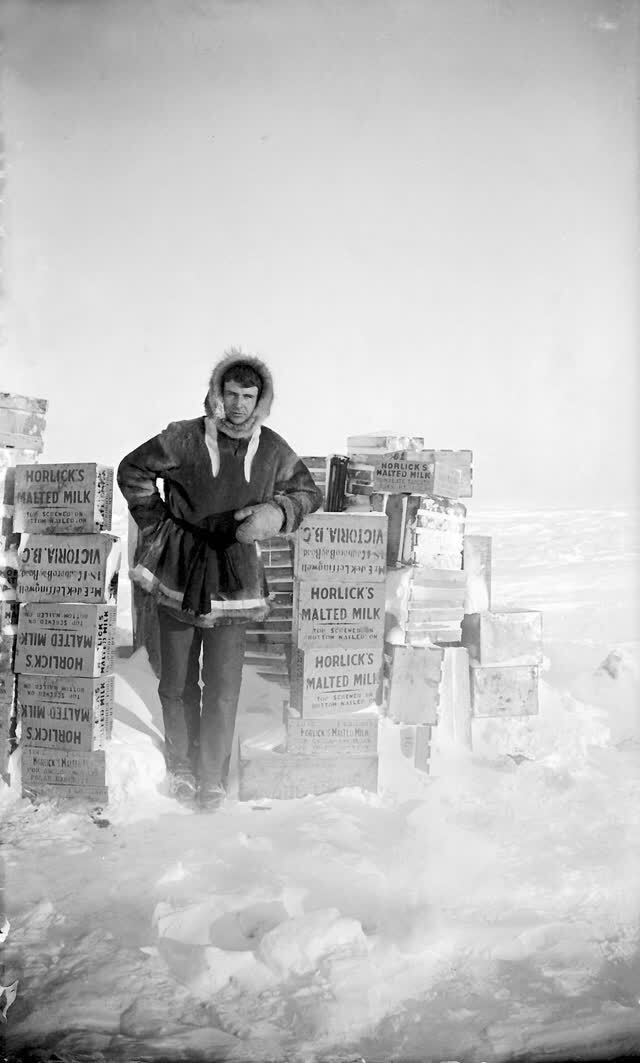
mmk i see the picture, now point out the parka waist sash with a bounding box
[169,509,239,551]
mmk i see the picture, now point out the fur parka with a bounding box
[117,352,322,627]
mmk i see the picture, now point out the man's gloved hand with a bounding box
[234,502,284,543]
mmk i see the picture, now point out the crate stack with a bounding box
[462,609,543,720]
[243,455,328,691]
[244,535,295,688]
[0,393,47,779]
[347,434,543,762]
[457,531,542,721]
[346,435,472,637]
[342,433,475,770]
[238,510,388,800]
[344,434,424,513]
[300,455,328,507]
[12,462,120,804]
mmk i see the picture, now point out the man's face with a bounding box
[222,379,259,425]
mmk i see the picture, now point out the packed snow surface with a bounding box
[1,507,640,1062]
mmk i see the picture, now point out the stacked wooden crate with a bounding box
[346,436,472,640]
[462,533,492,615]
[245,535,295,686]
[344,434,424,512]
[244,455,327,690]
[238,511,388,800]
[12,462,120,804]
[299,455,328,505]
[382,639,443,772]
[462,609,543,719]
[459,534,542,723]
[0,393,47,455]
[344,434,476,771]
[0,393,47,779]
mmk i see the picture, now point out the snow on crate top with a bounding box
[347,433,424,452]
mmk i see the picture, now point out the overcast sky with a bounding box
[1,0,637,507]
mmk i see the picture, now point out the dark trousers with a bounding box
[157,608,247,788]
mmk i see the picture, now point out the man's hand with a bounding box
[234,502,284,543]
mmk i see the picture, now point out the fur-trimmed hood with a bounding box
[204,349,274,434]
[203,348,275,480]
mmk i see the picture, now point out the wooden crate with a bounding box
[286,714,379,756]
[290,644,382,715]
[14,463,114,534]
[17,674,114,751]
[0,394,47,452]
[294,579,385,649]
[470,662,539,717]
[294,512,387,583]
[20,747,106,789]
[461,610,543,667]
[15,603,116,677]
[17,533,121,605]
[238,750,378,800]
[384,643,443,724]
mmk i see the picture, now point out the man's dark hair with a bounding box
[222,364,262,393]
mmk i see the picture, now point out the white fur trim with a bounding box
[206,351,274,427]
[131,565,267,610]
[204,416,220,477]
[204,418,261,481]
[244,427,261,482]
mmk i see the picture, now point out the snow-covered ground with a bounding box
[2,507,640,1063]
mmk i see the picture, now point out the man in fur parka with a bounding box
[118,349,322,809]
